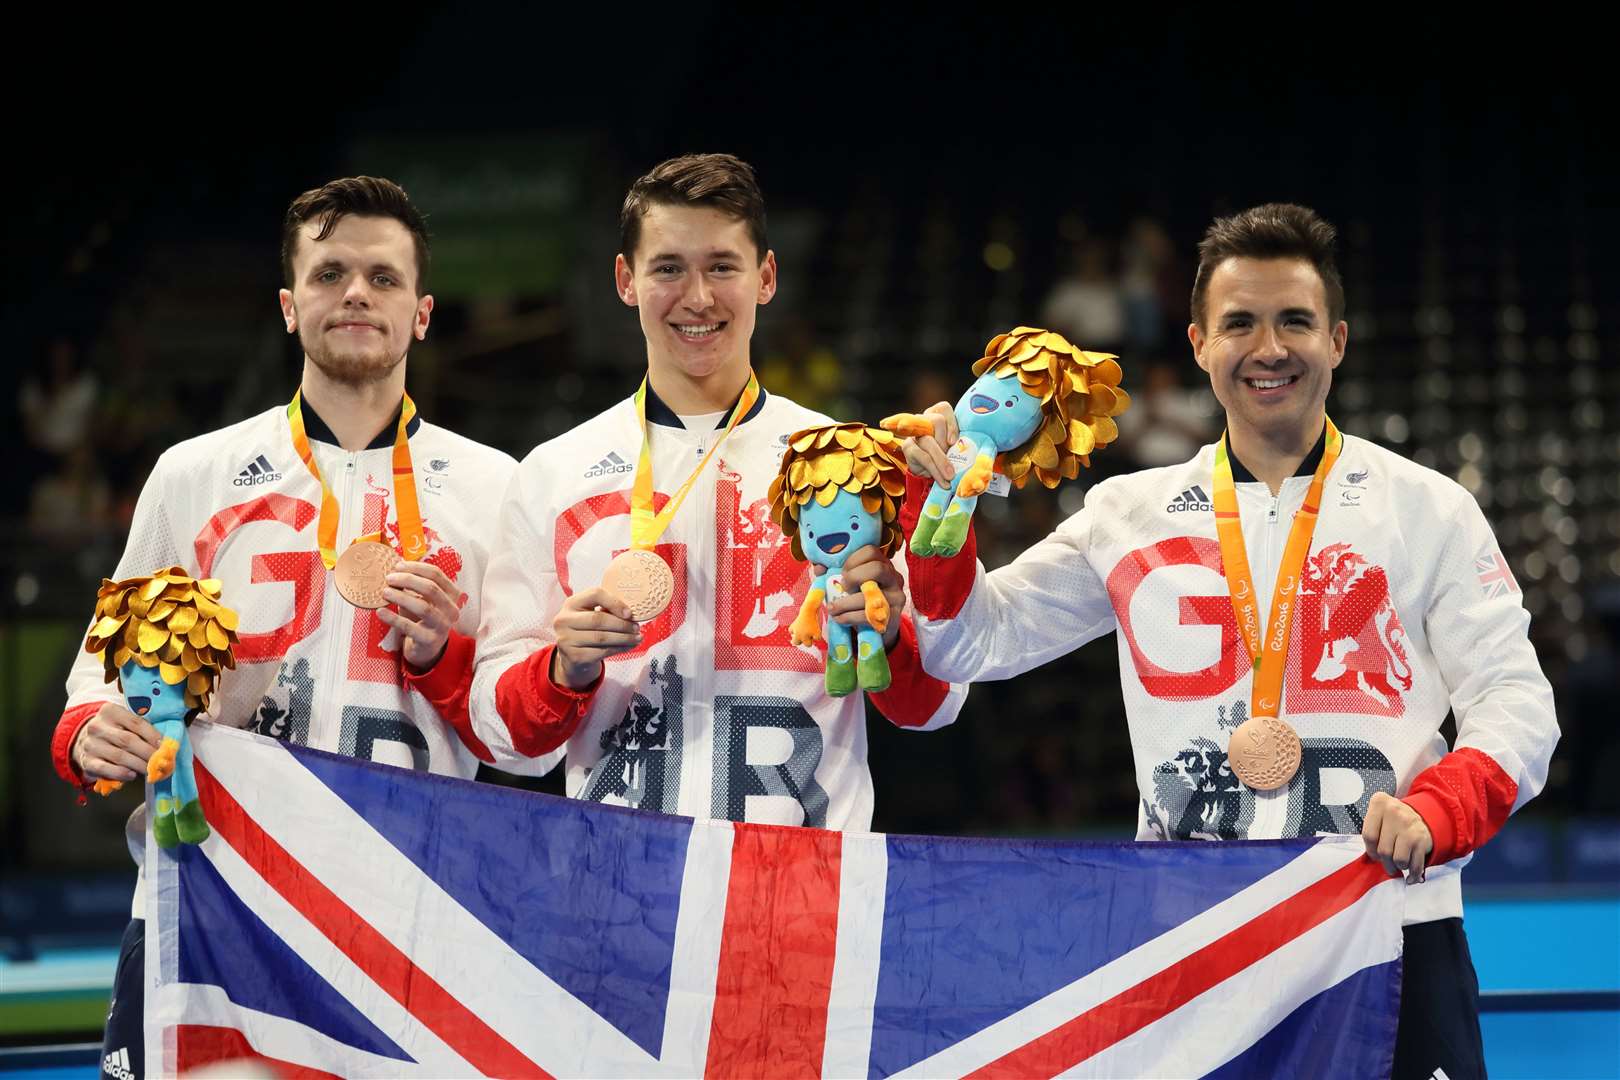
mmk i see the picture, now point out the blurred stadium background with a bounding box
[3,7,1616,1075]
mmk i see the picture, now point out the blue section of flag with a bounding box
[867,837,1318,1078]
[175,844,412,1062]
[1201,959,1401,1080]
[290,744,691,1058]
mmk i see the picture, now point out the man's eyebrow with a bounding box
[646,250,746,263]
[1279,306,1317,320]
[308,258,405,277]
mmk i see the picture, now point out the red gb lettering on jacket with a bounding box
[1107,536,1250,701]
[194,494,323,664]
[1286,543,1412,717]
[713,461,818,673]
[1107,536,1413,716]
[346,480,466,685]
[555,490,688,654]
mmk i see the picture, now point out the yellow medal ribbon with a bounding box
[628,373,760,550]
[1212,417,1342,718]
[287,390,426,570]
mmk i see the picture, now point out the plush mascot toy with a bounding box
[883,326,1130,557]
[768,423,908,695]
[82,568,240,848]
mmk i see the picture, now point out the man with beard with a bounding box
[50,176,518,1079]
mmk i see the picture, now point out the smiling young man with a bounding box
[901,204,1557,1080]
[471,153,963,831]
[51,176,519,1079]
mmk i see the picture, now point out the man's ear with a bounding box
[414,294,434,341]
[615,254,637,307]
[279,289,297,333]
[1188,322,1210,373]
[757,250,778,305]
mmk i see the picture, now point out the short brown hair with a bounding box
[281,176,431,294]
[619,153,768,266]
[1190,203,1344,328]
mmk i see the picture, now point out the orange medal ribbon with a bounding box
[1212,417,1342,719]
[627,373,760,550]
[287,390,425,570]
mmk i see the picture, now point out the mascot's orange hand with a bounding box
[147,737,180,783]
[92,778,124,796]
[860,580,891,635]
[958,455,994,497]
[790,590,825,646]
[880,414,935,438]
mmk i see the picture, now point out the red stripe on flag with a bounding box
[176,1024,343,1079]
[704,824,842,1079]
[195,762,551,1079]
[969,855,1390,1079]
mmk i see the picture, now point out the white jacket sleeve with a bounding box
[914,503,1118,684]
[1421,485,1558,811]
[64,454,187,714]
[469,460,571,774]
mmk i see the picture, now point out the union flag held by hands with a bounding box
[145,724,1404,1078]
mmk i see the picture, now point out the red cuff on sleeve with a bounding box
[402,629,493,764]
[1401,747,1519,865]
[52,702,102,788]
[493,643,602,758]
[868,615,951,728]
[902,472,978,621]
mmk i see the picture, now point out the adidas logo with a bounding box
[102,1046,135,1080]
[584,451,635,478]
[1166,484,1213,513]
[232,454,283,487]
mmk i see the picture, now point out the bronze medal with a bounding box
[1227,715,1302,792]
[601,548,674,623]
[334,541,401,609]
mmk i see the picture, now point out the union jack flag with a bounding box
[145,723,1405,1078]
[1476,552,1521,599]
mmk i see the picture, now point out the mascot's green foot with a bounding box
[152,799,179,850]
[826,644,857,697]
[932,508,972,557]
[857,639,892,692]
[910,505,943,556]
[176,799,211,845]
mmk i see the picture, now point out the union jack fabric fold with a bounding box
[145,723,1404,1078]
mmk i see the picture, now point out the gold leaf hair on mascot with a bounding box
[83,567,240,847]
[768,423,907,695]
[883,327,1129,557]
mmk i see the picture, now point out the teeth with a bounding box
[675,323,722,336]
[1248,377,1292,389]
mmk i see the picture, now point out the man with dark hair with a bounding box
[52,176,520,1078]
[902,202,1557,1079]
[471,152,965,830]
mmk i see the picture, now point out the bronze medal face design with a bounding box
[601,549,674,623]
[1227,715,1303,792]
[334,541,402,610]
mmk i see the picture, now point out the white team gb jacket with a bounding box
[62,403,516,780]
[471,391,966,832]
[914,434,1558,924]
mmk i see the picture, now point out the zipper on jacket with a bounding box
[319,453,362,749]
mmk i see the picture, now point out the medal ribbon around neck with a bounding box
[287,390,426,570]
[1213,417,1342,719]
[628,372,760,550]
